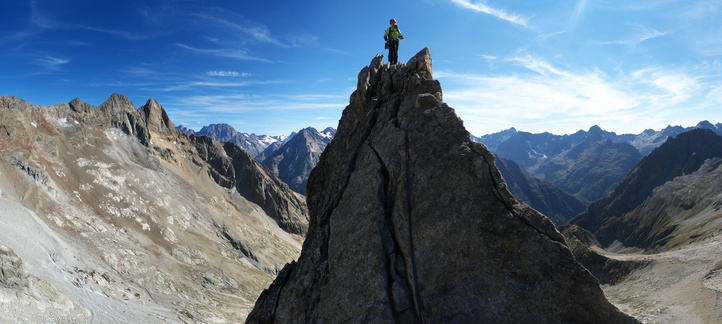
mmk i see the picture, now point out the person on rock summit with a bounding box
[384,18,404,65]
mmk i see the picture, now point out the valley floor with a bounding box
[600,237,722,323]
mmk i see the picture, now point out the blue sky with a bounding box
[2,0,722,136]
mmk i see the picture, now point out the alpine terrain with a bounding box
[0,94,307,322]
[178,123,287,162]
[481,125,643,204]
[260,127,335,194]
[495,157,585,225]
[572,128,722,250]
[564,128,722,323]
[247,49,637,323]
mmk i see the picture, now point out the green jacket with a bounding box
[384,25,403,41]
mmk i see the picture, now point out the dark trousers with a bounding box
[388,39,399,64]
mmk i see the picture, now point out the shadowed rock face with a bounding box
[247,49,637,323]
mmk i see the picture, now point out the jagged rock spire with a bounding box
[247,49,637,323]
[140,98,175,136]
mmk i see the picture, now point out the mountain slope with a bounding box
[0,95,306,322]
[490,126,642,204]
[496,157,586,225]
[535,127,643,204]
[571,128,722,250]
[248,49,636,323]
[261,127,334,194]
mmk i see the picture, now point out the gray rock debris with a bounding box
[247,48,639,323]
[0,245,28,289]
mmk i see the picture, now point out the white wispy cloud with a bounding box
[506,54,569,77]
[538,30,567,40]
[78,26,158,41]
[596,25,668,46]
[435,55,717,135]
[159,79,284,92]
[241,24,286,47]
[630,67,702,106]
[36,55,70,72]
[599,0,690,12]
[116,66,264,91]
[570,0,589,27]
[174,43,273,63]
[169,92,344,110]
[120,66,165,77]
[324,48,351,56]
[190,13,290,47]
[450,0,529,27]
[207,70,251,77]
[288,34,319,47]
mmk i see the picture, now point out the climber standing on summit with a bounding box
[384,18,404,65]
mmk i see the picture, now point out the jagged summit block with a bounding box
[247,49,637,323]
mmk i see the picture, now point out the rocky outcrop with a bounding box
[247,49,636,323]
[560,225,650,285]
[187,133,308,235]
[68,93,176,145]
[222,141,309,235]
[139,98,175,136]
[0,245,27,289]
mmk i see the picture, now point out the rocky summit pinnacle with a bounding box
[246,48,637,323]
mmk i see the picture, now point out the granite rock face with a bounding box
[247,49,637,323]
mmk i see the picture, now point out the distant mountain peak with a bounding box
[260,126,335,194]
[588,124,603,133]
[193,123,279,160]
[99,92,135,113]
[140,98,175,135]
[695,120,715,130]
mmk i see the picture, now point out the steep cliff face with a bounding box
[247,49,636,323]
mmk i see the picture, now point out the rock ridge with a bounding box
[247,49,637,323]
[0,94,308,236]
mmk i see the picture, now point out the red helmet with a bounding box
[390,18,396,25]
